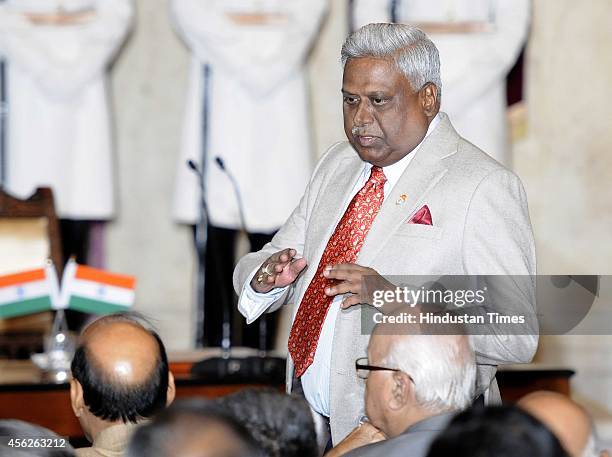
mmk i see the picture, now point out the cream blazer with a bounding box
[234,113,537,443]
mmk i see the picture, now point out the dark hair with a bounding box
[126,399,267,457]
[426,405,570,457]
[70,312,169,423]
[0,420,75,457]
[217,388,318,457]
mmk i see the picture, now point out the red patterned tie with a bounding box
[288,166,387,377]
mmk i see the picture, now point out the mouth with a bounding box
[355,135,379,147]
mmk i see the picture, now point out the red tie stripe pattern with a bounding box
[288,166,387,377]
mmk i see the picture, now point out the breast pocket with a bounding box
[393,224,444,240]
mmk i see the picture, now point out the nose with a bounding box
[353,99,374,128]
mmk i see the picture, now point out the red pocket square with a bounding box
[409,205,433,226]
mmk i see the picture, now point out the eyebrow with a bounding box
[341,90,391,98]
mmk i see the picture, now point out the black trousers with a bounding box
[59,219,91,331]
[202,225,278,349]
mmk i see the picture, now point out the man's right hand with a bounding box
[250,248,307,294]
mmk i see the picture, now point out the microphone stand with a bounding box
[189,157,285,382]
[215,157,285,372]
[214,157,267,356]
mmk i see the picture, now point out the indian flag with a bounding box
[0,266,55,318]
[62,260,136,314]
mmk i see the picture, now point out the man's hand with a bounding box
[250,248,307,294]
[323,263,394,309]
[324,422,386,456]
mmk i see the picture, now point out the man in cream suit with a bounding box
[234,23,536,444]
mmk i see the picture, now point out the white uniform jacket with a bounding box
[0,0,133,219]
[171,0,328,232]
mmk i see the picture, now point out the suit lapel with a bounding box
[358,113,459,265]
[305,153,365,278]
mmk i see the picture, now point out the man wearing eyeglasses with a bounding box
[328,322,476,457]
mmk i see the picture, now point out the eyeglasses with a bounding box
[355,357,414,384]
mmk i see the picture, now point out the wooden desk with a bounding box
[0,357,284,438]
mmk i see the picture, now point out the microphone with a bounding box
[186,160,208,254]
[214,156,248,233]
[187,159,198,172]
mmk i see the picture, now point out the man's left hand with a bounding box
[324,422,386,456]
[323,263,393,309]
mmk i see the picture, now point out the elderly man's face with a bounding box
[364,333,394,431]
[342,57,434,167]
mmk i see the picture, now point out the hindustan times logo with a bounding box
[371,286,487,308]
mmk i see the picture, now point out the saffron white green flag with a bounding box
[61,259,136,314]
[0,265,57,318]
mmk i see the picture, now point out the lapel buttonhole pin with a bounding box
[395,194,408,206]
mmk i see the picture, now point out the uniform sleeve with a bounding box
[462,167,538,366]
[0,0,133,100]
[170,0,328,96]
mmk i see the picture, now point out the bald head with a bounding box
[518,391,594,457]
[71,313,173,425]
[83,320,160,386]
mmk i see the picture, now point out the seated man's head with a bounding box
[518,391,608,457]
[127,399,267,457]
[427,405,569,457]
[69,312,175,441]
[218,388,318,457]
[361,319,475,438]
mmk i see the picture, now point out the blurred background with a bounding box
[1,0,611,444]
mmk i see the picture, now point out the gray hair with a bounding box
[383,334,476,413]
[341,23,442,99]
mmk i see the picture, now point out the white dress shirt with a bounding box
[238,114,440,417]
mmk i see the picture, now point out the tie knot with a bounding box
[369,166,387,187]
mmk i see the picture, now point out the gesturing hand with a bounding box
[250,248,307,294]
[323,263,393,309]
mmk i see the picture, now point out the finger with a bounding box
[289,257,307,275]
[341,295,362,309]
[274,253,301,274]
[277,248,297,263]
[323,263,372,279]
[325,280,357,297]
[264,249,297,274]
[323,267,354,280]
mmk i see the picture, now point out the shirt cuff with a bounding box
[237,266,288,324]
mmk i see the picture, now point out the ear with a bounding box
[388,371,413,411]
[70,379,85,417]
[166,372,176,406]
[420,83,439,117]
